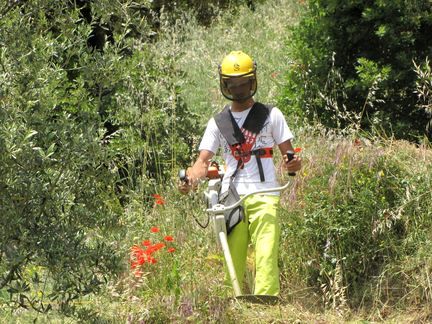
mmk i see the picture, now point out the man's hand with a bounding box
[178,167,197,194]
[278,141,302,175]
[178,167,191,194]
[282,154,302,174]
[177,150,214,194]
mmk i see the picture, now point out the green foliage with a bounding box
[2,0,432,322]
[280,130,432,311]
[178,0,302,122]
[282,0,432,141]
[150,0,264,25]
[0,0,200,316]
[0,1,123,315]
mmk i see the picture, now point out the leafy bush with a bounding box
[0,0,199,316]
[282,0,432,141]
[0,2,123,315]
[279,130,432,311]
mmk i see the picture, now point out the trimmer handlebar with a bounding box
[286,151,296,176]
[178,161,224,185]
[205,180,291,214]
[178,169,188,183]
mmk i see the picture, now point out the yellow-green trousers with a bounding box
[226,194,280,296]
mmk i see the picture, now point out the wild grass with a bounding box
[2,0,432,323]
[5,128,431,323]
[170,0,304,123]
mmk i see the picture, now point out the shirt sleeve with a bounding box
[270,107,294,145]
[198,118,221,154]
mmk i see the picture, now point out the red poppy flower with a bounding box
[164,235,174,242]
[150,226,160,233]
[144,246,154,255]
[294,147,302,153]
[138,256,146,264]
[167,247,176,253]
[130,244,142,252]
[149,257,157,264]
[152,194,165,205]
[153,242,166,251]
[142,240,151,246]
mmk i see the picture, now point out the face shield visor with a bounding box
[219,68,257,102]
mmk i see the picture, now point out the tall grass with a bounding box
[112,1,431,322]
[102,127,431,323]
[3,0,432,322]
[171,0,303,122]
[279,126,432,314]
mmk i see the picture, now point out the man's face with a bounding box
[225,77,253,102]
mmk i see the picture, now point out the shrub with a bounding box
[279,130,432,310]
[0,0,199,316]
[282,0,432,141]
[0,2,124,314]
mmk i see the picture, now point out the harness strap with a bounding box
[231,147,273,182]
[230,147,273,160]
[251,148,273,182]
[251,148,273,158]
[214,102,274,182]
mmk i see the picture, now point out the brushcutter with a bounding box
[179,154,295,304]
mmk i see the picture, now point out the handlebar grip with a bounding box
[178,169,188,182]
[286,151,296,176]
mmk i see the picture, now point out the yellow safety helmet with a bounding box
[218,51,257,101]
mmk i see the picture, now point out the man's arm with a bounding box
[278,140,302,173]
[179,149,214,194]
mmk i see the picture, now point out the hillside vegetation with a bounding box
[1,0,432,323]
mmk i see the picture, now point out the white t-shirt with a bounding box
[198,105,294,195]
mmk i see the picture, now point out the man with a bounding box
[180,50,301,296]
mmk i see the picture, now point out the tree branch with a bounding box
[0,262,19,290]
[0,252,32,289]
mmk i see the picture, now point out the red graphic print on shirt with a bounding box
[229,128,257,163]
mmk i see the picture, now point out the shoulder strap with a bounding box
[215,102,274,183]
[214,102,273,145]
[214,105,245,146]
[242,102,273,135]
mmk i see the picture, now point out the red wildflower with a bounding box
[164,235,174,242]
[143,242,165,255]
[152,194,165,205]
[130,233,176,278]
[148,257,157,264]
[153,242,166,251]
[130,244,142,253]
[142,240,152,246]
[130,245,147,265]
[150,226,160,233]
[294,147,302,153]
